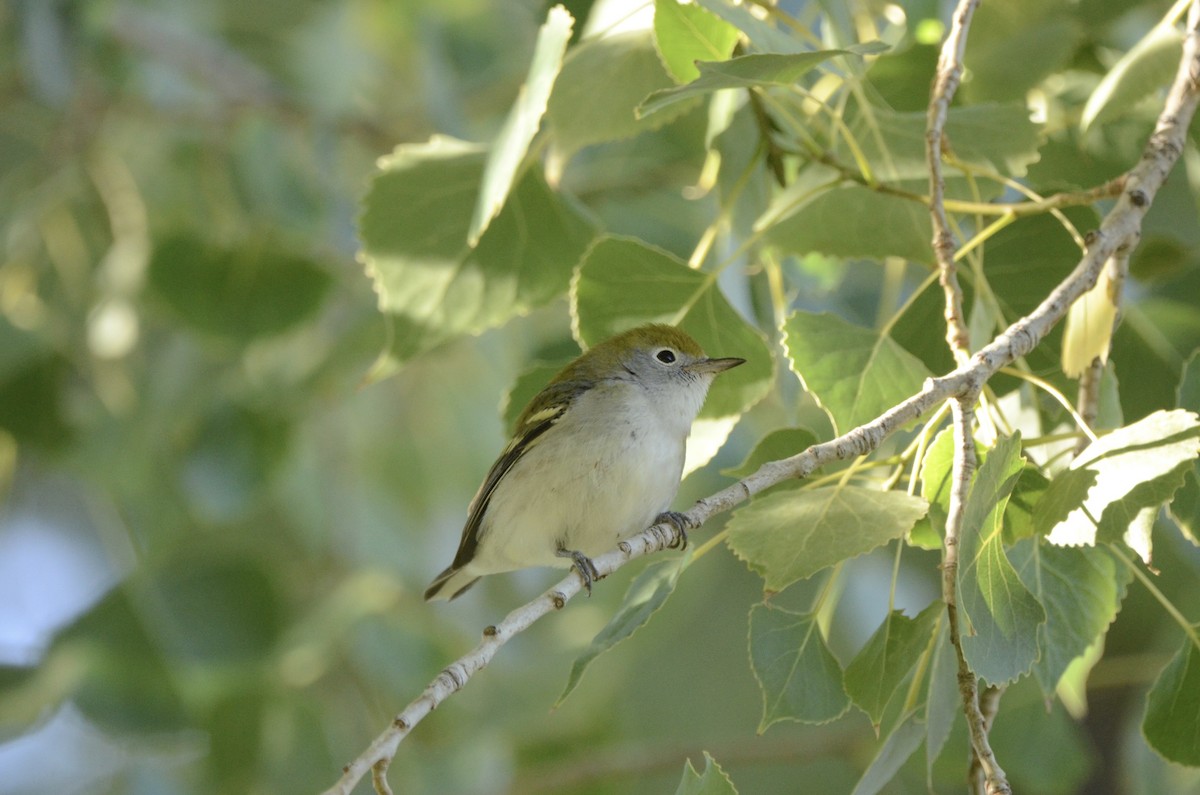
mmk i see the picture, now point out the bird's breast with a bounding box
[478,385,688,569]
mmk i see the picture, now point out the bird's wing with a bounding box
[445,380,589,569]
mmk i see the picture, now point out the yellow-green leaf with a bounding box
[727,485,928,594]
[653,0,740,84]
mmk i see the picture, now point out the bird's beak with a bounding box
[687,357,746,375]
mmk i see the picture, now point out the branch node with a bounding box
[442,664,467,691]
[1128,188,1148,207]
[392,717,408,730]
[551,592,566,610]
[483,625,498,637]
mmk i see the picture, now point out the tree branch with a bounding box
[942,400,1010,794]
[784,141,1125,217]
[926,2,1008,789]
[970,686,1006,793]
[323,4,1200,791]
[927,0,981,364]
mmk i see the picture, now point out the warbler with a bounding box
[424,324,745,601]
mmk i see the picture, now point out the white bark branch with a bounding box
[323,4,1200,791]
[927,0,981,364]
[927,2,1010,790]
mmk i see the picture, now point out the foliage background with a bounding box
[0,0,1199,794]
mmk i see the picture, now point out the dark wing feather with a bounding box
[445,380,589,570]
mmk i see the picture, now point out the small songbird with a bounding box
[424,324,745,601]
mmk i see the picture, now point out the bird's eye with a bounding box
[656,349,677,364]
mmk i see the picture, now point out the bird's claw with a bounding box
[556,547,600,595]
[655,511,695,550]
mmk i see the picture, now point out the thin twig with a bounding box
[323,4,1200,792]
[969,685,1007,793]
[795,144,1125,216]
[943,400,1010,794]
[370,760,393,795]
[926,2,1005,784]
[1076,357,1105,452]
[927,0,981,363]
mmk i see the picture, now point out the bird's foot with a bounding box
[556,547,600,595]
[654,511,695,550]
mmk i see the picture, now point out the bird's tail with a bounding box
[423,565,481,601]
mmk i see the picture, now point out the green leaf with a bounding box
[916,431,1046,547]
[727,484,928,594]
[919,427,958,535]
[961,0,1083,103]
[639,50,853,117]
[942,103,1044,177]
[925,618,958,780]
[469,5,574,244]
[890,277,958,377]
[1011,541,1128,698]
[865,41,940,112]
[0,314,47,383]
[695,0,803,55]
[1143,632,1200,766]
[675,752,738,795]
[1033,468,1099,538]
[912,428,958,550]
[985,206,1100,317]
[761,184,934,264]
[782,310,932,435]
[991,695,1096,793]
[1169,351,1200,545]
[844,604,941,727]
[54,588,189,734]
[1171,469,1200,547]
[748,604,850,729]
[180,405,289,524]
[572,236,773,420]
[850,102,1043,182]
[0,353,71,451]
[360,139,595,369]
[147,555,285,664]
[360,136,483,273]
[1113,299,1200,421]
[720,427,818,479]
[1004,464,1051,545]
[1044,410,1200,560]
[546,31,688,162]
[653,0,740,84]
[147,235,331,342]
[1082,24,1184,132]
[957,435,1046,686]
[850,711,926,795]
[556,557,685,705]
[1056,638,1106,720]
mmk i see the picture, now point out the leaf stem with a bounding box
[998,366,1100,443]
[1110,543,1200,653]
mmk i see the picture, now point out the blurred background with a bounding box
[2,0,1200,793]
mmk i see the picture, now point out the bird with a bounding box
[424,324,745,601]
